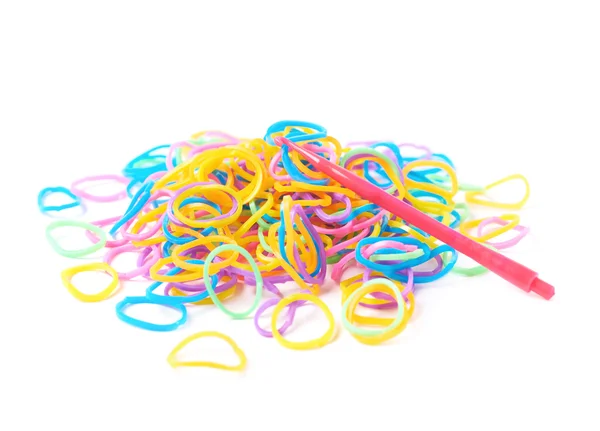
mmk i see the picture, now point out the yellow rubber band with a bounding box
[61,262,120,302]
[271,293,335,350]
[465,174,530,210]
[167,331,247,371]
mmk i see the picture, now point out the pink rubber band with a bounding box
[87,216,128,248]
[104,244,161,280]
[477,217,530,249]
[71,174,129,202]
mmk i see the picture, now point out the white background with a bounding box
[1,1,599,430]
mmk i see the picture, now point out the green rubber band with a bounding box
[454,202,471,222]
[340,148,403,194]
[45,220,107,258]
[203,244,263,319]
[370,248,425,262]
[341,278,405,337]
[326,254,343,264]
[447,242,496,276]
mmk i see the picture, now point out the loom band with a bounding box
[268,151,292,181]
[166,197,223,229]
[454,202,471,223]
[340,150,404,195]
[331,252,358,283]
[121,208,166,243]
[403,160,458,197]
[340,274,403,309]
[103,243,160,280]
[161,212,215,246]
[109,180,154,237]
[150,256,206,283]
[476,217,530,249]
[275,181,359,199]
[70,174,129,203]
[257,227,273,254]
[370,142,406,168]
[171,237,240,274]
[433,209,461,229]
[289,144,336,179]
[86,216,128,248]
[166,141,194,170]
[447,243,496,277]
[170,184,243,229]
[363,160,394,188]
[254,297,306,338]
[266,228,320,295]
[193,148,266,204]
[326,254,343,264]
[277,217,318,280]
[313,194,353,224]
[38,186,84,214]
[465,174,531,210]
[312,209,386,237]
[161,270,226,294]
[272,190,332,209]
[356,236,431,272]
[202,244,264,319]
[46,220,107,258]
[170,281,237,307]
[271,292,335,350]
[369,249,425,262]
[115,296,187,332]
[336,203,382,225]
[325,227,371,257]
[146,264,219,305]
[167,331,247,371]
[459,214,520,243]
[286,200,327,274]
[264,120,327,146]
[233,195,275,241]
[342,278,406,338]
[347,295,415,346]
[279,198,323,278]
[60,262,120,303]
[279,143,330,186]
[395,245,458,284]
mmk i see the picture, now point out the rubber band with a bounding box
[71,174,129,202]
[38,187,83,213]
[61,262,120,302]
[465,174,530,210]
[203,244,264,319]
[46,220,107,258]
[167,331,247,371]
[342,278,413,345]
[271,293,335,350]
[116,296,187,331]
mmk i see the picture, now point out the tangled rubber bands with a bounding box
[38,120,532,371]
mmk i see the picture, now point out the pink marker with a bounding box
[275,137,555,300]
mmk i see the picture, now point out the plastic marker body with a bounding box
[275,137,554,300]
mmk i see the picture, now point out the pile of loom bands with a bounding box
[38,120,532,369]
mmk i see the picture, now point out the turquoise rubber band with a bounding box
[341,278,405,337]
[45,219,107,258]
[203,244,264,319]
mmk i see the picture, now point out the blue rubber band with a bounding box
[109,180,154,237]
[280,144,329,186]
[264,120,327,146]
[115,296,187,332]
[38,187,83,213]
